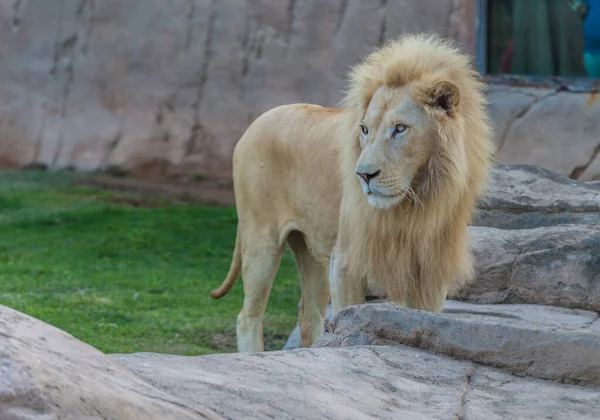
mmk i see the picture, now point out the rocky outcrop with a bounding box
[488,85,600,181]
[313,301,600,386]
[475,165,600,229]
[2,303,599,420]
[116,345,600,420]
[459,224,600,310]
[462,165,600,309]
[0,305,221,420]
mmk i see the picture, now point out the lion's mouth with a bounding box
[367,189,402,199]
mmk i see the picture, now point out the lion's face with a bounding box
[355,85,439,209]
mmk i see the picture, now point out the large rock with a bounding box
[488,85,600,181]
[0,305,221,420]
[485,86,552,150]
[285,222,600,344]
[0,0,474,179]
[3,303,600,419]
[115,346,600,420]
[475,164,600,229]
[313,301,600,386]
[459,224,600,311]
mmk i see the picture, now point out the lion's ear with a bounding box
[418,80,460,116]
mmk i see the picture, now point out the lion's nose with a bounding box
[356,170,380,184]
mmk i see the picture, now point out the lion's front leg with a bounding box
[329,245,366,315]
[402,289,447,313]
[404,265,450,313]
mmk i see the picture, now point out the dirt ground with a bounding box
[78,173,236,207]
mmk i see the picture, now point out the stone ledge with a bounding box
[3,303,600,419]
[313,302,600,386]
[461,224,600,311]
[0,305,221,420]
[475,164,600,229]
[114,345,600,419]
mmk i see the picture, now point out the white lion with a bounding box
[210,33,495,353]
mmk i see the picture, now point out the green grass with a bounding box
[0,170,300,355]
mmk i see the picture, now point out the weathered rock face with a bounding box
[459,224,600,310]
[0,305,221,420]
[5,303,600,419]
[465,165,600,309]
[0,0,475,179]
[488,85,600,181]
[5,288,600,419]
[476,164,600,229]
[116,345,600,420]
[313,301,600,386]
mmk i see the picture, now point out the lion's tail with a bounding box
[210,229,242,299]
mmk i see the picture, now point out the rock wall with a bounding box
[2,0,598,182]
[0,0,476,179]
[488,85,600,181]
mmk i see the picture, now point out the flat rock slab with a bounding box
[0,305,222,420]
[460,224,600,311]
[462,366,600,420]
[313,302,600,386]
[114,346,600,420]
[442,300,598,328]
[2,304,599,419]
[285,300,600,349]
[474,165,600,230]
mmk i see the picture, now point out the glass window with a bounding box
[485,0,600,78]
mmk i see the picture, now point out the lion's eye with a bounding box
[394,124,408,135]
[360,125,369,135]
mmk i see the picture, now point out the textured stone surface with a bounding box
[115,346,600,420]
[0,0,475,180]
[115,347,472,420]
[0,305,221,420]
[285,299,600,349]
[313,302,600,386]
[488,86,600,181]
[474,164,600,229]
[462,367,600,420]
[3,303,600,419]
[583,152,600,181]
[4,1,599,182]
[283,296,385,350]
[459,224,600,311]
[486,86,554,149]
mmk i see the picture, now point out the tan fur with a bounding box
[210,33,495,353]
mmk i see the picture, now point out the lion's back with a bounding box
[232,103,345,244]
[234,103,343,157]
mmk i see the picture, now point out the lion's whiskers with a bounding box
[406,184,423,208]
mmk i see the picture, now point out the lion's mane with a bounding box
[339,34,495,308]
